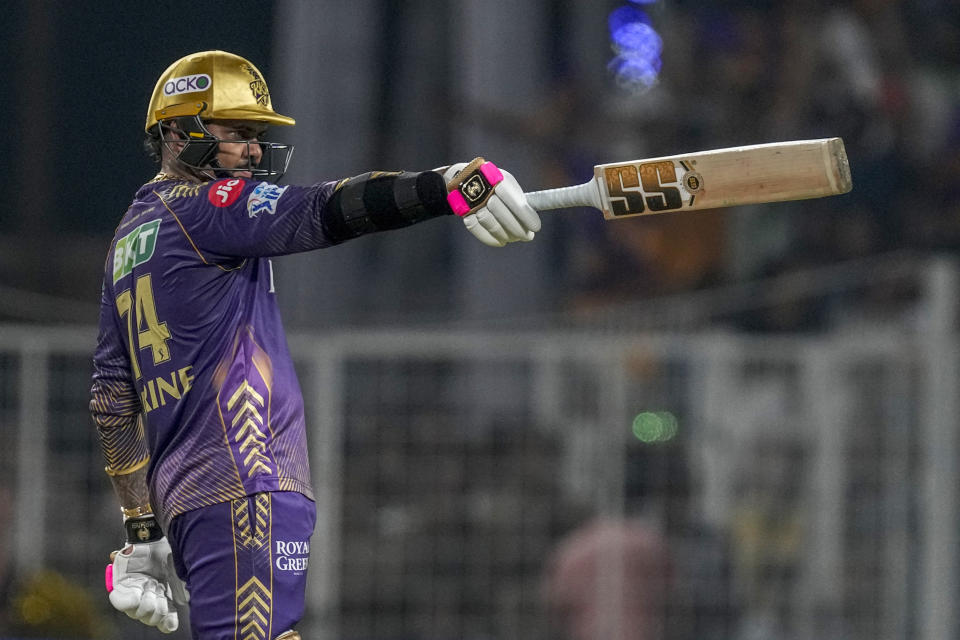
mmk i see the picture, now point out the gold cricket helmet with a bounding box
[145,50,295,132]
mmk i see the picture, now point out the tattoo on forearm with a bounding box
[110,466,153,513]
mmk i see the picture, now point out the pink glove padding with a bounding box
[447,162,505,216]
[442,161,541,247]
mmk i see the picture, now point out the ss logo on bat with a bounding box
[604,161,686,216]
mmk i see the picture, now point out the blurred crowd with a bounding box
[547,0,960,331]
[4,1,955,332]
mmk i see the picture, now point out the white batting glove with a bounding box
[106,538,189,633]
[443,159,541,247]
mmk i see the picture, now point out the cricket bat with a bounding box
[524,138,852,219]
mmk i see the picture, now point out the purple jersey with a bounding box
[90,174,340,525]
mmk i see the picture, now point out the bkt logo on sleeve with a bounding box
[247,182,289,218]
[113,219,161,283]
[163,74,212,97]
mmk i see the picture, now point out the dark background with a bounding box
[0,1,278,321]
[2,0,959,330]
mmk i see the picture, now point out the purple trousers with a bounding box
[167,491,316,640]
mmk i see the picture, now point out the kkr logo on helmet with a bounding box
[242,64,270,106]
[163,74,211,97]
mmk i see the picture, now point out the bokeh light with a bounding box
[631,411,679,443]
[612,20,662,60]
[608,5,663,91]
[609,5,652,32]
[608,54,663,91]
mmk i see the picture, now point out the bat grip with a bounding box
[524,180,603,212]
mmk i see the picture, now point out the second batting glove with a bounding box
[105,516,189,634]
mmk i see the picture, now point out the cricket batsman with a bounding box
[89,50,541,639]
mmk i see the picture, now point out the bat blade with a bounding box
[524,138,852,219]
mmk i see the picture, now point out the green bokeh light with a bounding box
[631,411,678,443]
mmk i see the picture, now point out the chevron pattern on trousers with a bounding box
[232,498,253,548]
[236,576,271,640]
[232,494,271,550]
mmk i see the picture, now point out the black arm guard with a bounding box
[320,170,451,244]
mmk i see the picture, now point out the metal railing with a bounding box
[1,257,957,640]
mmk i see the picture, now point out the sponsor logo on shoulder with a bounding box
[113,219,161,283]
[163,74,211,97]
[247,182,289,217]
[208,178,245,207]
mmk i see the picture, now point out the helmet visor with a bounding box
[161,117,295,181]
[215,140,295,181]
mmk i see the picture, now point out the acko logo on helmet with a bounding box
[163,74,212,97]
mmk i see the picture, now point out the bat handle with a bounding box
[524,180,603,212]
